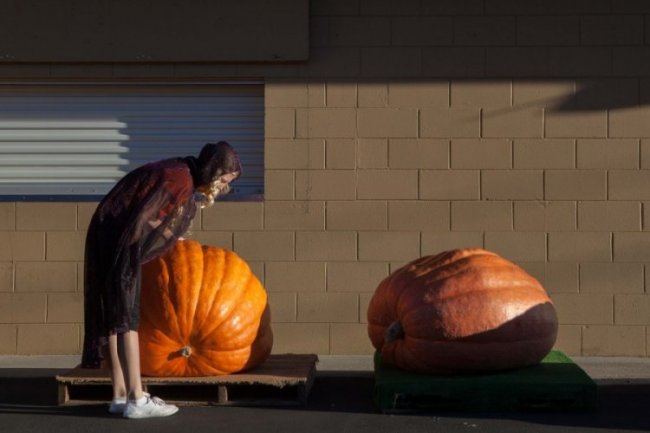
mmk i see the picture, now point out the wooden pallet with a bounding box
[56,354,318,407]
[374,351,598,413]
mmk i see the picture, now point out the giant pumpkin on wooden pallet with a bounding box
[139,240,273,376]
[367,248,558,375]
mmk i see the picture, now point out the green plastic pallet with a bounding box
[374,350,597,413]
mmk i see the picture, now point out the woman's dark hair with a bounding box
[186,141,242,187]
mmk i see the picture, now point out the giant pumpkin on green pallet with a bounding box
[139,240,273,377]
[367,248,558,375]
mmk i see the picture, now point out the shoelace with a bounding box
[150,396,166,406]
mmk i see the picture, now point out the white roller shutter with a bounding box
[0,83,264,198]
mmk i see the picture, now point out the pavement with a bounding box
[0,355,649,433]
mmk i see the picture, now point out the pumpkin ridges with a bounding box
[366,289,396,347]
[184,241,204,341]
[418,284,545,306]
[430,255,547,298]
[140,347,169,376]
[162,242,189,342]
[188,347,249,375]
[399,285,548,326]
[400,288,553,341]
[167,240,204,341]
[388,337,421,373]
[394,258,547,322]
[391,256,484,321]
[140,241,273,376]
[395,254,538,307]
[169,358,186,376]
[188,358,227,376]
[368,269,407,327]
[367,323,388,349]
[407,249,498,279]
[194,346,251,365]
[141,241,207,376]
[198,250,249,339]
[191,246,225,341]
[140,324,179,350]
[367,248,558,374]
[141,256,183,343]
[398,336,556,373]
[140,326,197,376]
[402,333,556,345]
[242,306,273,371]
[141,333,186,376]
[199,273,266,350]
[398,305,557,344]
[224,277,267,347]
[398,252,506,283]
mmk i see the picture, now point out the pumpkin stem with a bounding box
[180,346,192,357]
[385,321,404,342]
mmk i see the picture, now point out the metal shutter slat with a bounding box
[0,84,264,197]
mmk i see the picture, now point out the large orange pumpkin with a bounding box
[367,248,558,374]
[139,240,273,376]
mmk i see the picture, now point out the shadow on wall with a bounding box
[552,79,645,112]
[306,0,650,113]
[472,79,645,113]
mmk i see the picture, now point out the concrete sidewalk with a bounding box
[1,354,650,433]
[1,354,650,382]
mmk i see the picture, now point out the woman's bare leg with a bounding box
[116,331,144,401]
[116,330,179,418]
[107,334,127,400]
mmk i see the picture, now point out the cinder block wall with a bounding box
[2,0,650,357]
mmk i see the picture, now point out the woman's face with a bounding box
[198,171,240,208]
[212,172,239,192]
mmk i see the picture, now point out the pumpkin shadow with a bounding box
[377,302,558,376]
[427,301,560,375]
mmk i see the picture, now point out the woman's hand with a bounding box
[148,219,174,240]
[148,219,162,229]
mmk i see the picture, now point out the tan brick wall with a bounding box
[5,2,650,358]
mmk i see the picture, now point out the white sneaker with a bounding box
[123,395,179,419]
[108,392,151,415]
[108,397,126,414]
